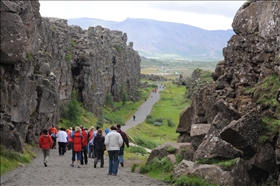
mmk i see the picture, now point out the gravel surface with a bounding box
[1,148,170,186]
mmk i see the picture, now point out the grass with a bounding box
[195,158,238,170]
[0,145,36,176]
[126,81,189,145]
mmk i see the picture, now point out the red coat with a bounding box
[38,134,53,150]
[49,127,57,135]
[88,130,94,141]
[81,129,88,147]
[73,132,84,152]
[67,130,73,143]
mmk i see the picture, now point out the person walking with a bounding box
[38,129,53,167]
[105,127,110,135]
[133,115,136,121]
[80,126,88,165]
[105,125,123,176]
[116,124,129,167]
[93,129,105,168]
[70,126,84,168]
[49,124,57,149]
[88,126,95,158]
[56,127,68,156]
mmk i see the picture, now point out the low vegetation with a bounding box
[0,145,36,176]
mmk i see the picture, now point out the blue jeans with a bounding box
[108,150,120,175]
[72,151,81,161]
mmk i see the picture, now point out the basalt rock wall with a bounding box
[0,0,141,152]
[175,1,280,185]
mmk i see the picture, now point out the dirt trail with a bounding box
[1,84,170,186]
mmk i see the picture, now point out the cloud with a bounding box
[39,1,245,30]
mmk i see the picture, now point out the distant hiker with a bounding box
[133,115,136,121]
[105,125,123,176]
[70,126,84,168]
[80,125,88,165]
[38,129,53,167]
[105,127,110,135]
[56,127,68,156]
[49,124,57,149]
[116,124,129,167]
[94,129,105,168]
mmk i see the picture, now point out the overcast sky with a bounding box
[39,1,245,30]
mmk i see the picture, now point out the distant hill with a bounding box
[68,17,234,61]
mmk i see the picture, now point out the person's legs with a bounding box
[94,150,101,168]
[119,146,124,167]
[112,150,120,175]
[45,149,50,164]
[83,146,88,164]
[77,151,81,168]
[58,142,62,155]
[108,150,113,174]
[80,148,84,164]
[100,151,104,167]
[61,142,66,155]
[70,150,75,167]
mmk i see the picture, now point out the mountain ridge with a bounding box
[68,17,235,61]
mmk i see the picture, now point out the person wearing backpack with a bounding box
[38,129,53,167]
[93,129,105,168]
[116,124,129,167]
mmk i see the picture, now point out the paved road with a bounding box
[1,84,170,186]
[122,85,164,132]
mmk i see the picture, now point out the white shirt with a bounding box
[56,130,68,142]
[105,130,123,151]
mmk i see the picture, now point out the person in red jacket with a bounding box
[70,126,84,168]
[80,125,88,165]
[49,124,58,149]
[38,129,53,167]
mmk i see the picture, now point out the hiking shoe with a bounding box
[44,162,47,167]
[112,174,117,176]
[77,165,80,168]
[107,173,112,175]
[94,164,96,168]
[70,163,74,167]
[120,162,124,167]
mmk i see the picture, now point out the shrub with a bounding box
[146,115,155,124]
[175,154,183,164]
[167,118,175,127]
[153,121,163,126]
[66,90,83,127]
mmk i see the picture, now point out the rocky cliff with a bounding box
[148,1,280,185]
[0,0,141,152]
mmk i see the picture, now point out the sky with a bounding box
[39,1,246,30]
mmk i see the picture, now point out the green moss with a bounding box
[26,52,34,62]
[195,158,237,170]
[69,40,77,47]
[166,146,176,153]
[65,52,73,62]
[113,43,122,55]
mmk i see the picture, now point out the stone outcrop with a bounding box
[0,1,141,152]
[149,1,280,185]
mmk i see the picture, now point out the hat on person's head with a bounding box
[116,124,121,128]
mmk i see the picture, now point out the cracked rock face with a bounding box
[176,1,280,185]
[0,0,141,152]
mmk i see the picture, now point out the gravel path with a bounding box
[1,84,170,186]
[1,148,169,186]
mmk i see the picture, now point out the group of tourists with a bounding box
[38,124,129,176]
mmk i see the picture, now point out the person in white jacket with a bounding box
[104,125,123,176]
[56,127,68,156]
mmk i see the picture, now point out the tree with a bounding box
[66,90,83,126]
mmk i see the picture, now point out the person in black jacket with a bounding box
[93,129,105,168]
[116,124,129,167]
